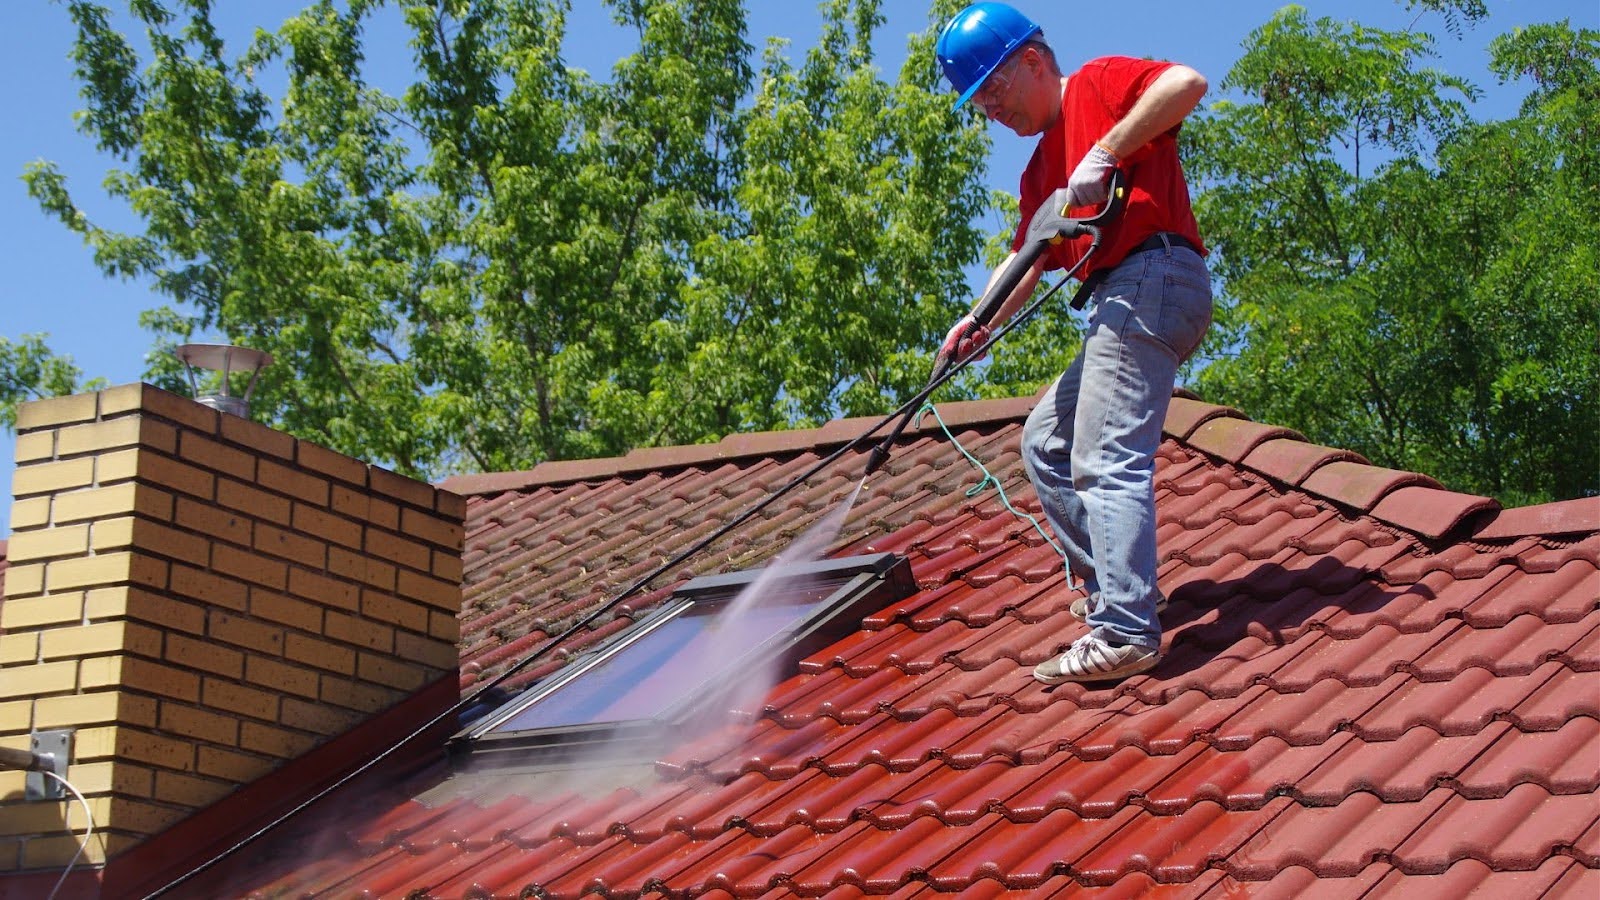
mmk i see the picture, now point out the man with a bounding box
[935,2,1213,683]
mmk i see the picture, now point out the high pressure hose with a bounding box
[144,170,1129,899]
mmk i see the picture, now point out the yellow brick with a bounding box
[96,383,146,417]
[178,431,258,482]
[9,496,50,530]
[22,831,111,869]
[217,477,290,525]
[167,564,249,612]
[244,655,319,700]
[364,528,430,572]
[41,620,163,661]
[105,728,197,772]
[14,392,97,431]
[0,661,79,699]
[0,700,34,733]
[46,551,167,592]
[369,466,434,509]
[401,507,465,552]
[397,569,461,613]
[153,769,234,808]
[240,721,318,760]
[13,430,54,463]
[430,610,461,644]
[433,550,465,584]
[284,633,354,675]
[159,702,240,746]
[208,612,284,656]
[254,521,327,569]
[127,451,216,500]
[11,457,95,498]
[210,543,287,590]
[117,657,201,703]
[51,481,174,525]
[0,592,84,630]
[57,416,177,457]
[436,490,468,521]
[104,516,212,567]
[94,446,141,483]
[325,610,393,653]
[91,795,186,836]
[0,770,25,797]
[220,415,295,461]
[62,760,153,797]
[328,546,395,591]
[4,524,90,562]
[361,590,428,633]
[128,384,219,435]
[201,678,279,721]
[35,691,157,729]
[196,745,274,783]
[165,633,244,679]
[286,568,359,612]
[320,676,400,714]
[0,633,39,666]
[85,586,205,635]
[280,696,359,735]
[356,652,426,691]
[78,654,125,689]
[173,495,252,546]
[291,502,362,549]
[257,459,330,506]
[249,588,324,633]
[0,563,44,599]
[395,631,460,672]
[297,441,367,487]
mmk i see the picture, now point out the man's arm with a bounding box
[1097,64,1207,159]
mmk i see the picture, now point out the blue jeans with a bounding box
[1020,238,1212,650]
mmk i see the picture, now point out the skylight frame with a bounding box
[453,552,913,764]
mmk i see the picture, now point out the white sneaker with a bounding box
[1033,633,1161,685]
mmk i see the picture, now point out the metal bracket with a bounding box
[25,730,72,802]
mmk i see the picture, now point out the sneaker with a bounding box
[1033,633,1161,685]
[1069,592,1169,621]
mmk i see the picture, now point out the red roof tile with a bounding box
[88,393,1600,898]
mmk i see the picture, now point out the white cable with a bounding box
[43,770,93,900]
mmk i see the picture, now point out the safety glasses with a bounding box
[971,53,1023,114]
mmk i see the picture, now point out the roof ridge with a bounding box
[437,395,1038,496]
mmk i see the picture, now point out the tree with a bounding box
[0,335,104,430]
[23,0,994,477]
[1184,8,1598,504]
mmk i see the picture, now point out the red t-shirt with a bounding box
[1014,56,1206,278]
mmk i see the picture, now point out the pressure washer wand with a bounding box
[863,171,1128,476]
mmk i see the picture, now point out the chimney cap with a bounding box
[173,343,274,418]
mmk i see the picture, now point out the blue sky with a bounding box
[1,0,1592,537]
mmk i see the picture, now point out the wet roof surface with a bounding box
[174,394,1600,896]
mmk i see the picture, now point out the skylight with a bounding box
[454,552,913,765]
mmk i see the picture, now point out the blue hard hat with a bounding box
[936,2,1043,109]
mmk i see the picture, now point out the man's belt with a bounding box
[1068,232,1201,309]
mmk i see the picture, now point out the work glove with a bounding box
[941,314,992,363]
[1065,143,1119,208]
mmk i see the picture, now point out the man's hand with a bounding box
[1065,143,1119,208]
[941,314,992,363]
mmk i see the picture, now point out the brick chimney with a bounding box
[0,384,464,874]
